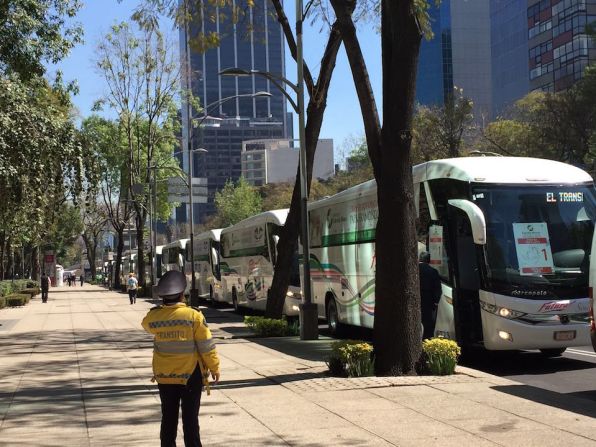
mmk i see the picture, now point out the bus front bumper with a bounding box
[481,311,590,350]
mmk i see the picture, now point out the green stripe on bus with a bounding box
[321,229,376,247]
[226,247,268,258]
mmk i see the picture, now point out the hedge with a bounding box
[21,288,40,298]
[6,293,31,307]
[0,280,40,297]
[0,296,5,309]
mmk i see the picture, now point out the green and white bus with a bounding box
[161,239,191,296]
[308,156,595,354]
[191,229,223,302]
[220,209,302,315]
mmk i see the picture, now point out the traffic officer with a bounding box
[142,270,220,447]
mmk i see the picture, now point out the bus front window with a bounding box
[473,184,596,299]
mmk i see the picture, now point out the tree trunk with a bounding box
[265,21,343,318]
[136,214,146,290]
[373,0,423,375]
[6,239,13,279]
[32,245,40,281]
[0,231,5,280]
[114,229,125,289]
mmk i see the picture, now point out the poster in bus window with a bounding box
[428,225,447,277]
[512,222,554,275]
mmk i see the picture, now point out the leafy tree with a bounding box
[0,0,82,80]
[95,21,181,287]
[212,178,263,228]
[413,87,474,161]
[330,0,437,374]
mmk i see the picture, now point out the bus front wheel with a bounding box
[540,348,566,357]
[326,298,343,336]
[232,288,239,312]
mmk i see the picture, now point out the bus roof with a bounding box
[221,209,289,235]
[413,156,593,184]
[195,229,222,242]
[163,239,189,250]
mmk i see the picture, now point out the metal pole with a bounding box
[152,167,158,288]
[128,224,132,273]
[185,6,199,306]
[297,0,317,340]
[148,172,154,287]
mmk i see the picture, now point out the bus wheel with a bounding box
[540,348,566,357]
[232,288,239,312]
[326,299,342,337]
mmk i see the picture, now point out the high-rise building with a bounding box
[177,0,290,225]
[490,0,530,117]
[527,0,596,92]
[416,0,493,121]
[241,139,334,186]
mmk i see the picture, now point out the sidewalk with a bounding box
[0,285,595,446]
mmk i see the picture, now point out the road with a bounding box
[462,345,596,405]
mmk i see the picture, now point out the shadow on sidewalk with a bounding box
[493,384,596,418]
[251,337,334,363]
[214,370,324,391]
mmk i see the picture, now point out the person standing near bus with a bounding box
[127,273,138,304]
[41,273,49,303]
[142,270,220,447]
[419,251,442,339]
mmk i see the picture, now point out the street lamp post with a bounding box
[218,3,319,339]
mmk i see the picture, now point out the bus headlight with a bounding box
[480,301,525,319]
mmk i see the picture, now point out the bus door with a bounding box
[447,204,483,347]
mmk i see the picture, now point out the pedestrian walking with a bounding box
[419,251,442,340]
[127,273,138,304]
[80,274,84,287]
[142,270,220,447]
[41,273,49,303]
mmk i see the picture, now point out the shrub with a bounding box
[422,338,461,375]
[26,280,40,289]
[0,282,13,297]
[244,316,293,337]
[327,340,374,378]
[6,293,31,307]
[21,288,40,298]
[0,296,6,309]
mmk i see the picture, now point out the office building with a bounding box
[178,0,290,224]
[527,0,596,92]
[416,0,493,121]
[241,139,335,186]
[490,0,530,116]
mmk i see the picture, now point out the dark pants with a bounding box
[128,289,137,304]
[158,366,203,447]
[41,289,48,302]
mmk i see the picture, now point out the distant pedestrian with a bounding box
[41,273,49,303]
[142,270,220,447]
[80,274,84,287]
[127,273,138,304]
[67,275,72,287]
[419,251,442,339]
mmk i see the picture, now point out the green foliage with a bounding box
[422,338,461,375]
[327,340,375,378]
[413,86,474,161]
[244,316,294,337]
[26,280,40,289]
[5,293,31,307]
[0,280,33,297]
[0,0,83,80]
[213,178,263,227]
[0,296,5,309]
[0,282,12,298]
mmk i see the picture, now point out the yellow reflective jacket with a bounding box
[141,303,220,385]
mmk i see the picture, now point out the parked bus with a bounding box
[191,229,223,301]
[220,209,302,315]
[161,239,191,295]
[308,156,595,355]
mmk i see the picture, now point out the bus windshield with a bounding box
[472,183,596,299]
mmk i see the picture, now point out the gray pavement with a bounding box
[1,285,596,446]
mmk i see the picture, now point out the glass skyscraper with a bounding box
[178,0,290,225]
[416,0,493,122]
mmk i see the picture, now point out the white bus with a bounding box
[191,229,223,301]
[220,209,302,315]
[161,239,191,295]
[308,156,595,355]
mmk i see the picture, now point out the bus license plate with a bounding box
[554,330,576,341]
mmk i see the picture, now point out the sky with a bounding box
[51,0,382,164]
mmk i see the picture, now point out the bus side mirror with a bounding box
[448,199,486,245]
